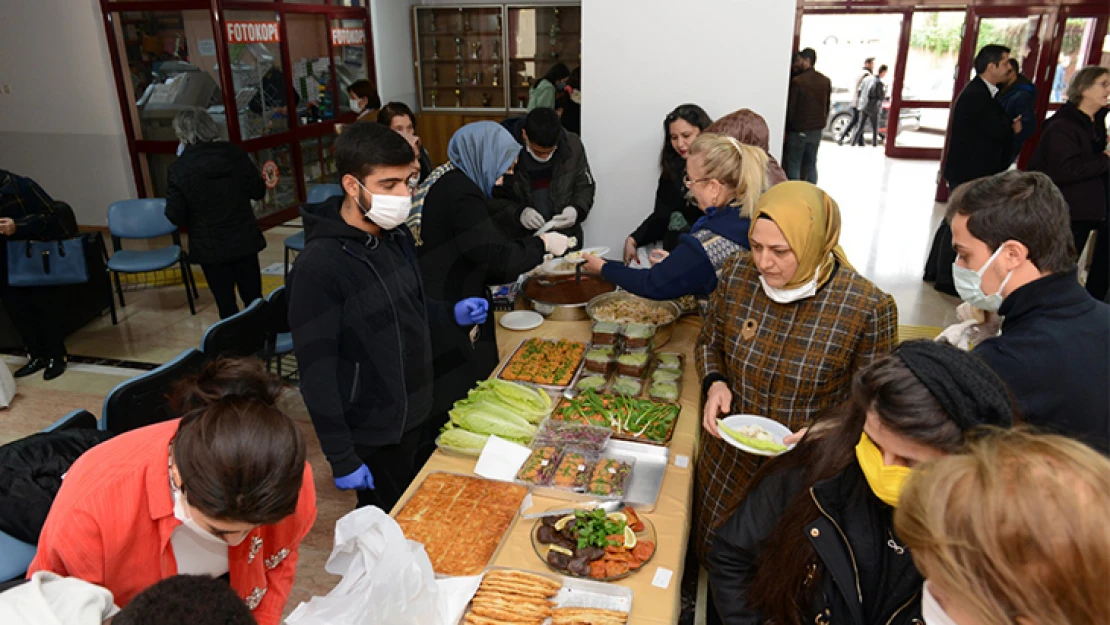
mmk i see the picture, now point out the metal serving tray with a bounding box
[456,566,634,624]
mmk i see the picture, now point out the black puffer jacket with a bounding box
[489,128,595,243]
[165,142,266,264]
[709,463,924,625]
[0,428,114,544]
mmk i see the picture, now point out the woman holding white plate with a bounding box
[692,182,897,569]
[708,340,1016,625]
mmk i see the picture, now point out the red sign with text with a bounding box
[331,28,366,47]
[226,21,281,44]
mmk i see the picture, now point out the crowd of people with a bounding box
[0,37,1106,625]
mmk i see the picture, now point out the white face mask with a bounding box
[349,97,363,112]
[356,180,412,230]
[759,274,818,304]
[176,142,186,157]
[170,471,248,547]
[952,245,1013,312]
[921,582,961,625]
[527,144,556,163]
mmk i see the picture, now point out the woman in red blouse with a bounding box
[28,359,317,625]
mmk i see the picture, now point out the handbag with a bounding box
[7,238,89,287]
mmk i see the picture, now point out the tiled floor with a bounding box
[2,149,959,618]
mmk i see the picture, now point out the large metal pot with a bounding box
[585,292,682,347]
[520,273,617,321]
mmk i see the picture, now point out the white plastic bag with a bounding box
[0,362,15,408]
[285,506,443,625]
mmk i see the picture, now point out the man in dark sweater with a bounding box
[948,171,1109,454]
[288,122,487,510]
[783,48,831,184]
[997,58,1037,163]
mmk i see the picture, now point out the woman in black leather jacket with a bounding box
[707,341,1016,625]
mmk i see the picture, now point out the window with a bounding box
[225,10,289,140]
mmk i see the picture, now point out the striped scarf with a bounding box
[406,163,455,246]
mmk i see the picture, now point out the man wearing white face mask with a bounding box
[490,107,595,247]
[288,122,485,512]
[947,171,1109,453]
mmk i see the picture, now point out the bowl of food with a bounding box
[521,274,617,321]
[586,292,682,347]
[532,505,656,581]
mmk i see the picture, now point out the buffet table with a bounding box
[392,313,704,624]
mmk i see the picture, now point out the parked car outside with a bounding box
[823,85,921,142]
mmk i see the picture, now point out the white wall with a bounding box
[370,0,420,107]
[580,0,795,253]
[0,0,136,226]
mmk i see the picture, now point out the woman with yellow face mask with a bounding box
[707,340,1016,625]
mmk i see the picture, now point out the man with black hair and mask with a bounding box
[288,121,487,511]
[489,107,595,246]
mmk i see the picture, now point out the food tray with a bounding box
[647,354,684,403]
[528,439,669,511]
[393,471,529,578]
[495,338,588,391]
[555,391,680,447]
[456,567,633,625]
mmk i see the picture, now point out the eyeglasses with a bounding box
[683,174,712,189]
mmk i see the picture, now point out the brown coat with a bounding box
[786,68,832,133]
[692,252,897,562]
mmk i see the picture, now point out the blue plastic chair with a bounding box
[200,298,267,359]
[106,199,199,324]
[100,348,208,433]
[0,409,99,581]
[264,286,294,376]
[285,184,344,280]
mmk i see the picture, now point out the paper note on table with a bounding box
[473,435,532,482]
[652,567,674,589]
[674,454,690,468]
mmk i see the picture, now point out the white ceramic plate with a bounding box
[499,310,544,331]
[718,415,795,457]
[564,246,610,265]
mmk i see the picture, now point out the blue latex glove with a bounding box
[334,464,374,490]
[453,298,489,326]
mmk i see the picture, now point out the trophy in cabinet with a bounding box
[496,15,502,33]
[455,62,463,85]
[429,90,437,107]
[492,39,500,60]
[462,11,471,32]
[472,70,481,85]
[551,8,562,36]
[454,37,462,59]
[481,92,492,107]
[454,89,462,108]
[431,66,439,86]
[470,41,481,59]
[431,39,439,60]
[491,64,500,87]
[429,12,437,33]
[550,42,559,59]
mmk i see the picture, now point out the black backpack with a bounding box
[867,78,885,105]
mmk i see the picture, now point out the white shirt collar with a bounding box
[980,76,999,97]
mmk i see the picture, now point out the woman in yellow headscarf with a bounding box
[692,182,898,570]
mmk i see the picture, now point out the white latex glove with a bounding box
[540,232,570,256]
[520,207,545,230]
[548,206,577,230]
[936,319,979,351]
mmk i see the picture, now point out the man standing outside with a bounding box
[490,107,595,246]
[852,64,888,147]
[925,44,1022,294]
[948,171,1109,454]
[288,122,487,511]
[997,58,1037,163]
[783,48,832,183]
[838,57,874,145]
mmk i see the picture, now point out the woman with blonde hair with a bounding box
[582,132,771,301]
[896,429,1110,625]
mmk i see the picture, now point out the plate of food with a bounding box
[717,415,794,457]
[540,247,610,275]
[532,505,656,581]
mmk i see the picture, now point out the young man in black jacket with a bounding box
[490,107,595,245]
[949,171,1109,454]
[288,122,487,510]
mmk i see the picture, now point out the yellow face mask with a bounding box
[855,432,913,508]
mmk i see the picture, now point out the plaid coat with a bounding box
[693,252,897,562]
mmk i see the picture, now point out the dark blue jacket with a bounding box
[974,270,1109,454]
[998,76,1036,162]
[601,206,749,301]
